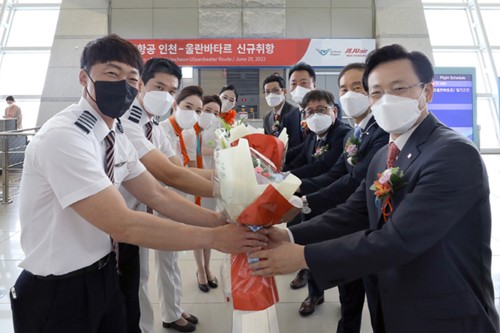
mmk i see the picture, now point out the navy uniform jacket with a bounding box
[302,117,389,217]
[283,119,351,179]
[263,101,302,149]
[291,113,499,333]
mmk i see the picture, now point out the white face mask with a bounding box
[306,113,333,134]
[221,100,234,113]
[371,91,425,134]
[175,108,199,129]
[143,91,175,116]
[340,91,370,118]
[198,111,216,129]
[291,86,312,104]
[265,93,284,107]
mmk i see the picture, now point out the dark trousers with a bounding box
[118,243,141,333]
[363,275,385,333]
[337,279,366,333]
[10,254,126,333]
[307,273,366,333]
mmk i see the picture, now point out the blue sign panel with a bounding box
[429,68,477,145]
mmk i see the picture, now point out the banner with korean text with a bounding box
[129,39,376,67]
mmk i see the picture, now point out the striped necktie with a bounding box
[144,122,154,214]
[104,131,115,183]
[104,130,120,271]
[145,121,153,142]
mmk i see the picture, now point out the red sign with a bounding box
[130,39,310,67]
[129,39,376,67]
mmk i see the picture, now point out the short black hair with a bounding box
[176,85,203,105]
[300,89,335,109]
[288,62,316,82]
[142,58,182,85]
[219,84,238,101]
[203,95,222,110]
[363,44,434,91]
[263,74,285,91]
[80,34,143,74]
[6,96,14,102]
[338,63,366,85]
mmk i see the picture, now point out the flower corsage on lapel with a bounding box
[344,136,361,166]
[370,167,405,222]
[312,144,329,158]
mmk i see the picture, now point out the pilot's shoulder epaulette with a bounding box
[128,104,143,124]
[74,110,97,134]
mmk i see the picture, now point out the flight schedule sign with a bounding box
[429,68,477,144]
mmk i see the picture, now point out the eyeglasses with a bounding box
[304,106,331,118]
[263,88,283,95]
[369,82,425,99]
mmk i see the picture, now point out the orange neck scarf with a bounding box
[193,123,203,169]
[169,116,190,166]
[220,109,236,125]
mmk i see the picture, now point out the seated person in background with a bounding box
[262,74,302,149]
[4,95,22,129]
[283,90,350,180]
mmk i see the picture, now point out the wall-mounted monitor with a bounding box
[430,67,477,145]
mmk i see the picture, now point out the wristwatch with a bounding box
[302,196,311,214]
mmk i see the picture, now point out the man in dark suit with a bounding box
[283,90,350,179]
[295,63,389,333]
[249,44,499,333]
[262,74,302,149]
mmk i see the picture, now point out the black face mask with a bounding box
[86,72,138,119]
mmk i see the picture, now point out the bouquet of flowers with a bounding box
[214,133,301,311]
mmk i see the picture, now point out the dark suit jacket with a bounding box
[285,140,304,164]
[283,119,351,179]
[263,101,302,149]
[291,113,499,333]
[302,117,389,217]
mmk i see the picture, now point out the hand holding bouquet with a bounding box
[214,133,301,311]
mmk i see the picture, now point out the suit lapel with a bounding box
[395,114,440,175]
[266,111,274,132]
[372,114,441,227]
[278,102,291,128]
[307,133,318,164]
[370,146,389,228]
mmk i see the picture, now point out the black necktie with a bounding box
[104,131,115,183]
[316,138,325,149]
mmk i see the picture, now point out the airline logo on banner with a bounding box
[129,39,375,67]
